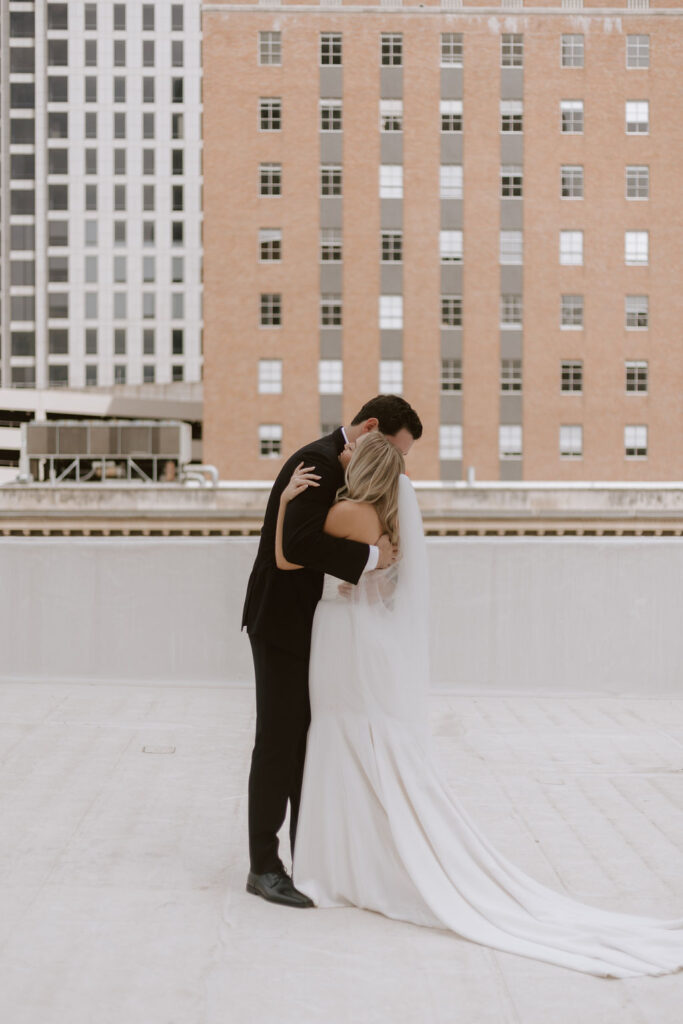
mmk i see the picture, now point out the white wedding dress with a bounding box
[293,475,683,979]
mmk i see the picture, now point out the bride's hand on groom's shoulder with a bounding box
[280,462,321,504]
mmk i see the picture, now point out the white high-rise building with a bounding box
[0,0,203,391]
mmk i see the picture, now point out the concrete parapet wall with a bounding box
[1,537,681,694]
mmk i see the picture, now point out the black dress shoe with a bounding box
[246,870,314,908]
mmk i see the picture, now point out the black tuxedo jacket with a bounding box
[241,429,371,657]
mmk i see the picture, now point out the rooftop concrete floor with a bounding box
[1,681,682,1024]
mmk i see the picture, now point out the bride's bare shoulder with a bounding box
[324,500,382,544]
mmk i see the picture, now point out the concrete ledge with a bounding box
[2,536,682,694]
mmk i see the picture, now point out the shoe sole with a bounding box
[245,882,314,908]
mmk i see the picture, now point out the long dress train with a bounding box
[293,475,683,979]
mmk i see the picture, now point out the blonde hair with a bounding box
[336,431,405,545]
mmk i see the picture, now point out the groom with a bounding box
[242,395,423,907]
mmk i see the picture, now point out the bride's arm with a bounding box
[275,462,320,570]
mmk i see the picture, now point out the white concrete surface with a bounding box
[1,681,682,1023]
[1,537,683,694]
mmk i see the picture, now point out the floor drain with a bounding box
[142,745,176,754]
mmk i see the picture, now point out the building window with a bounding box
[381,34,402,66]
[114,112,126,140]
[626,101,649,133]
[10,82,35,108]
[84,112,97,139]
[319,360,343,395]
[320,100,342,132]
[320,295,342,327]
[260,293,281,326]
[85,329,98,356]
[500,231,523,265]
[11,294,36,321]
[142,4,155,30]
[379,165,403,198]
[143,256,156,282]
[9,11,35,37]
[379,360,403,394]
[259,31,281,65]
[48,77,68,103]
[84,39,97,66]
[259,424,282,458]
[172,293,184,319]
[48,257,67,283]
[561,360,583,392]
[114,77,126,104]
[501,34,523,68]
[499,425,522,459]
[172,113,184,139]
[114,365,127,386]
[47,4,68,30]
[143,329,155,355]
[258,359,283,395]
[113,292,127,320]
[47,331,68,360]
[172,257,184,283]
[255,227,281,263]
[113,328,126,355]
[259,98,281,131]
[144,78,155,103]
[625,295,648,329]
[13,153,36,178]
[114,149,126,176]
[113,256,127,283]
[142,40,155,68]
[12,118,36,144]
[85,76,97,103]
[501,101,524,135]
[48,39,68,67]
[624,425,647,458]
[561,165,584,199]
[625,361,648,393]
[439,425,462,460]
[440,230,463,263]
[143,149,155,176]
[380,295,403,330]
[143,365,155,384]
[172,365,184,383]
[85,4,97,31]
[48,221,68,247]
[115,40,126,67]
[501,165,523,198]
[561,100,584,133]
[84,148,97,175]
[441,295,463,327]
[48,292,69,319]
[378,100,403,134]
[440,100,463,133]
[626,35,649,69]
[440,165,463,199]
[113,4,126,31]
[559,230,583,265]
[140,293,154,319]
[172,221,184,246]
[85,365,98,386]
[172,41,183,67]
[501,359,522,393]
[11,332,35,357]
[626,165,649,199]
[440,359,462,393]
[500,294,522,328]
[11,45,35,73]
[172,78,184,103]
[561,294,583,328]
[625,231,648,265]
[115,185,127,211]
[559,425,583,458]
[381,231,402,262]
[561,34,584,68]
[172,5,184,31]
[172,149,184,176]
[48,365,69,389]
[48,185,68,211]
[172,329,184,355]
[260,163,282,196]
[321,164,343,197]
[441,33,463,67]
[320,32,342,66]
[320,229,342,261]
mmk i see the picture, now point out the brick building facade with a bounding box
[202,0,682,481]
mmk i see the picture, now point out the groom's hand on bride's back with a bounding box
[377,534,398,569]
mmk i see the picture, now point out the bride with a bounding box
[274,431,683,979]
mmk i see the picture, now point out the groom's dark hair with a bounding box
[351,395,423,440]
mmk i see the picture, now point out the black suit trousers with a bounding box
[247,634,311,875]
